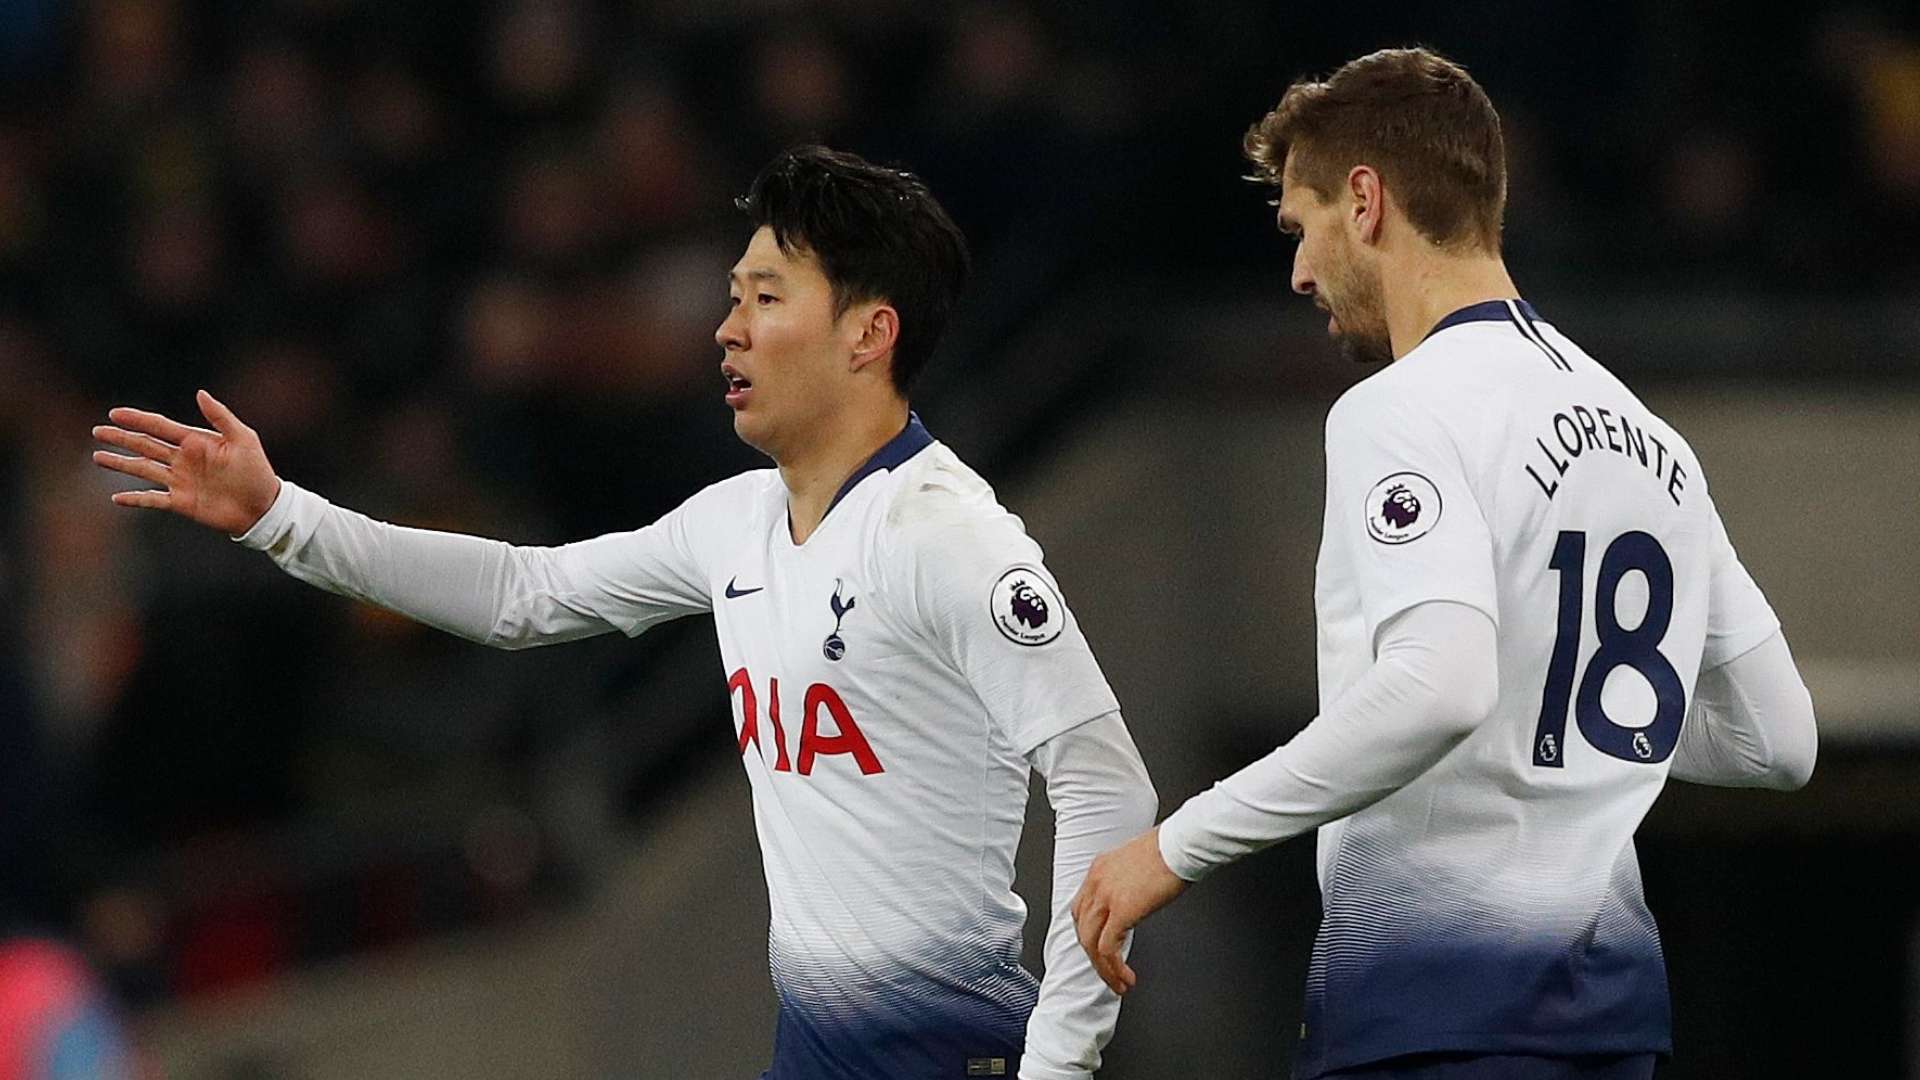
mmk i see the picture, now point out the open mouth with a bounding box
[721,364,753,405]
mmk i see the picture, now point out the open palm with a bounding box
[92,390,282,537]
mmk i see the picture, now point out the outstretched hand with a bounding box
[92,390,281,537]
[1070,827,1189,995]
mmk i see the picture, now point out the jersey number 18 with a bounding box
[1532,530,1687,768]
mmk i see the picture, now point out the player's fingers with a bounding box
[106,407,212,445]
[1097,950,1130,996]
[197,389,250,439]
[1079,908,1130,995]
[110,489,172,510]
[1074,896,1104,943]
[93,450,172,486]
[1076,902,1111,970]
[1073,854,1112,923]
[1074,899,1100,955]
[92,425,178,464]
[1097,916,1134,993]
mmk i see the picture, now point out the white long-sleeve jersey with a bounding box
[237,416,1155,1080]
[1159,299,1811,1077]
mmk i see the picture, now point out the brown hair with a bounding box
[1246,47,1506,252]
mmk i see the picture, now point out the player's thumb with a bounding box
[197,389,250,439]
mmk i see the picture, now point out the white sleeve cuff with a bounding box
[1018,1060,1094,1080]
[1156,790,1222,883]
[232,479,301,549]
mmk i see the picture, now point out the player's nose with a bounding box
[715,307,746,351]
[1291,247,1314,297]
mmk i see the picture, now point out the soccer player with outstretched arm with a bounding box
[1070,49,1816,1080]
[93,146,1156,1080]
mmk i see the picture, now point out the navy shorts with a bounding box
[1323,1052,1658,1080]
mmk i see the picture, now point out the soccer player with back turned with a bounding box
[93,146,1156,1080]
[1071,48,1817,1080]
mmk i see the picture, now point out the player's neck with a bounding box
[779,400,912,545]
[1385,250,1520,360]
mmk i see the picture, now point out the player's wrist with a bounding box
[1154,806,1211,883]
[232,477,297,547]
[244,475,283,532]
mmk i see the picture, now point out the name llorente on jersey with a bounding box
[1525,402,1689,506]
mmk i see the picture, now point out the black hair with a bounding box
[735,145,971,394]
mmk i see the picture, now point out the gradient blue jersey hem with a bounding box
[759,998,1027,1080]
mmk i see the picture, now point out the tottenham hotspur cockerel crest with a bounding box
[822,578,856,661]
[991,567,1065,646]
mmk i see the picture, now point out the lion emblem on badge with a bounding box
[1008,579,1050,630]
[1381,484,1421,528]
[1365,472,1442,545]
[992,568,1064,646]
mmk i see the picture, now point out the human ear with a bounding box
[1348,166,1384,245]
[848,304,899,373]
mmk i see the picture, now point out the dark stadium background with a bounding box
[2,1,1916,1076]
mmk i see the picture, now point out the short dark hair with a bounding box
[735,145,971,394]
[1246,47,1506,253]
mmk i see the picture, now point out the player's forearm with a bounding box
[1670,631,1816,790]
[1158,602,1498,882]
[1022,713,1158,1080]
[236,480,614,648]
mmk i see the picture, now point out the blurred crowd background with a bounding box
[1,1,1917,1077]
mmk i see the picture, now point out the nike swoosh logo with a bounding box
[724,577,765,599]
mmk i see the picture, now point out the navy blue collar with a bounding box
[1424,298,1542,342]
[825,412,934,515]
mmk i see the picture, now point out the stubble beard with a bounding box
[1333,324,1393,366]
[1327,261,1392,366]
